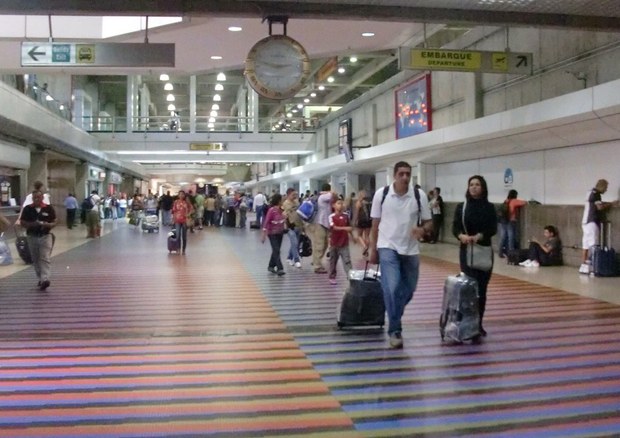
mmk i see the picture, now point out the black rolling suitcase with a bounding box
[14,226,32,264]
[250,220,260,230]
[591,222,618,277]
[439,273,480,343]
[337,263,385,329]
[167,230,180,254]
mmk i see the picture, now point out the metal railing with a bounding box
[78,115,319,134]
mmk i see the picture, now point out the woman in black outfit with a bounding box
[452,175,498,337]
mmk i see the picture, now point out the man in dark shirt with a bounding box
[20,190,57,291]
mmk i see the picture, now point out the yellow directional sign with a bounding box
[399,47,533,75]
[189,143,225,151]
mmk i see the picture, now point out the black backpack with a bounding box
[81,196,93,211]
[298,233,312,257]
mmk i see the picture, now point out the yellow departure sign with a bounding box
[189,143,225,151]
[399,47,533,75]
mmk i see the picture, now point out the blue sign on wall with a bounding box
[503,168,514,186]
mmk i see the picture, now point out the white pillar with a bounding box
[344,172,359,197]
[189,75,197,133]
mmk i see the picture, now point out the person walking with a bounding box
[282,188,303,268]
[261,193,286,276]
[19,190,57,291]
[310,183,334,274]
[172,190,193,255]
[452,175,498,339]
[85,190,101,238]
[368,161,433,349]
[429,187,444,243]
[580,179,619,274]
[328,196,355,285]
[63,193,78,229]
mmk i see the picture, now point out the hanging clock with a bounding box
[245,34,311,100]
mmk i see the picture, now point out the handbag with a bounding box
[462,200,493,271]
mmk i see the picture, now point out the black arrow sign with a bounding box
[28,46,46,61]
[516,55,528,67]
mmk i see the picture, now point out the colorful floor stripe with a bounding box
[1,224,619,436]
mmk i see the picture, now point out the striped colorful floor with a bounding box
[0,224,619,436]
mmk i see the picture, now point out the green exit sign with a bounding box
[52,44,71,62]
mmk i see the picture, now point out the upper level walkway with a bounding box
[1,218,619,436]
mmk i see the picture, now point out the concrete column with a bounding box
[28,151,48,193]
[344,172,359,197]
[249,87,259,133]
[279,181,289,194]
[464,72,483,121]
[367,103,378,146]
[120,175,134,197]
[76,162,89,200]
[127,75,136,132]
[189,75,197,133]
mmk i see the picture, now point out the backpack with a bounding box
[297,198,318,222]
[81,196,93,211]
[380,185,422,226]
[497,201,509,223]
[298,233,312,257]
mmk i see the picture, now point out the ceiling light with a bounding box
[214,83,224,91]
[59,104,65,110]
[286,112,292,118]
[210,55,223,60]
[164,83,173,91]
[338,67,346,74]
[210,110,218,117]
[228,26,242,32]
[211,104,220,110]
[207,123,215,128]
[291,109,298,113]
[216,72,226,81]
[45,94,54,101]
[318,85,325,91]
[362,32,375,37]
[304,98,310,103]
[213,94,221,101]
[167,104,176,111]
[297,104,303,109]
[159,73,169,81]
[208,117,216,123]
[327,76,335,83]
[166,94,175,101]
[310,92,316,97]
[350,56,358,63]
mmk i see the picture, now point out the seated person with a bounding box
[519,225,563,267]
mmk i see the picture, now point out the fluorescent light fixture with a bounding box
[135,159,289,163]
[213,94,221,101]
[216,72,226,81]
[210,55,223,60]
[167,104,176,111]
[297,103,303,109]
[327,76,335,83]
[159,73,169,81]
[310,92,316,97]
[362,32,375,37]
[166,94,175,101]
[350,56,358,63]
[228,26,242,32]
[318,85,325,90]
[211,104,220,110]
[338,67,345,74]
[214,83,224,91]
[304,98,310,103]
[164,83,173,91]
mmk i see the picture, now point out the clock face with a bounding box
[245,35,311,100]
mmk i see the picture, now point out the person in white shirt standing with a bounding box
[369,161,433,349]
[86,190,101,238]
[253,191,267,227]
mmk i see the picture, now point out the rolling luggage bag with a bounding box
[439,273,480,343]
[592,222,617,277]
[250,220,260,230]
[506,248,529,265]
[14,226,32,264]
[167,230,180,253]
[337,263,385,329]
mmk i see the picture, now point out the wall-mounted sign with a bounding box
[189,143,225,151]
[504,168,514,186]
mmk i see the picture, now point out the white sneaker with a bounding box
[519,259,531,267]
[288,259,294,266]
[294,261,302,268]
[579,263,590,274]
[529,260,540,267]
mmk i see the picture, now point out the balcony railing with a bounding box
[79,115,318,134]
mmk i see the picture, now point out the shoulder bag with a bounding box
[462,200,493,271]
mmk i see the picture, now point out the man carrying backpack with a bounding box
[310,183,334,273]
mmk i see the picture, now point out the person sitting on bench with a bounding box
[519,225,563,267]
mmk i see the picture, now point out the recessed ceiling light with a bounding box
[338,67,345,74]
[297,104,303,109]
[303,98,310,103]
[164,83,173,91]
[350,56,358,63]
[327,76,335,83]
[210,55,223,60]
[286,112,292,118]
[208,117,216,123]
[216,72,226,81]
[213,94,221,101]
[310,92,316,97]
[210,110,218,117]
[159,73,169,81]
[318,85,325,91]
[166,94,175,101]
[228,26,242,32]
[211,104,220,110]
[214,83,224,91]
[362,32,375,37]
[167,104,176,111]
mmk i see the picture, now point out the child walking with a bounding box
[328,197,356,285]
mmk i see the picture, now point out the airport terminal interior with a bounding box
[2,1,620,436]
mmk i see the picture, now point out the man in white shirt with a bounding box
[86,191,101,238]
[17,181,51,225]
[369,161,433,349]
[253,191,267,226]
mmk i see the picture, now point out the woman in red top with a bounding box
[261,193,286,276]
[172,190,194,254]
[498,189,527,257]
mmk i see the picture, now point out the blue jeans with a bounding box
[378,248,420,335]
[175,222,188,252]
[287,229,301,263]
[268,233,284,271]
[499,220,518,254]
